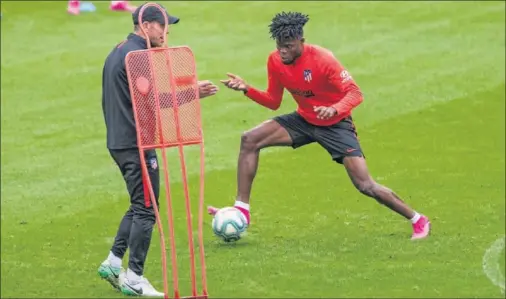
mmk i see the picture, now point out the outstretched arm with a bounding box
[157,80,218,109]
[220,56,284,110]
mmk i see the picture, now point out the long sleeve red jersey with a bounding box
[244,44,363,126]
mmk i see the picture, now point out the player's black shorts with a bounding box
[273,112,365,164]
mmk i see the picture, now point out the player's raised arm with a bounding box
[220,57,284,110]
[326,57,364,116]
[156,80,218,109]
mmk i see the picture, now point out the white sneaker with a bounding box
[97,260,125,291]
[120,276,165,297]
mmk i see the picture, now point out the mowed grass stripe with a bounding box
[0,77,501,225]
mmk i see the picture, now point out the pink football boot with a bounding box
[110,1,137,13]
[67,0,80,15]
[411,215,431,240]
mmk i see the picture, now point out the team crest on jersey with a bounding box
[303,69,312,82]
[150,157,158,170]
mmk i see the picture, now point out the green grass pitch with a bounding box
[1,1,505,298]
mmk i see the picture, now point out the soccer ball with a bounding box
[212,207,248,242]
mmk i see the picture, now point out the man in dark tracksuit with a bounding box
[98,3,218,297]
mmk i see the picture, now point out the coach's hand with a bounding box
[314,106,337,120]
[198,80,219,99]
[220,73,247,91]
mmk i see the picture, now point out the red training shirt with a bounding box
[245,44,363,126]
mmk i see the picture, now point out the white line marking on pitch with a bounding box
[482,236,505,294]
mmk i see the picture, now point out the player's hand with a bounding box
[198,80,219,99]
[314,106,337,120]
[220,73,248,92]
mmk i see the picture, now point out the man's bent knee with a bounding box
[132,199,157,218]
[240,130,263,152]
[240,120,293,152]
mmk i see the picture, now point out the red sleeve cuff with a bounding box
[332,89,363,115]
[332,103,343,114]
[244,86,258,99]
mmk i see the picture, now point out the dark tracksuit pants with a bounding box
[108,148,159,276]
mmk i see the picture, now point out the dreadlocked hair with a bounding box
[269,11,309,41]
